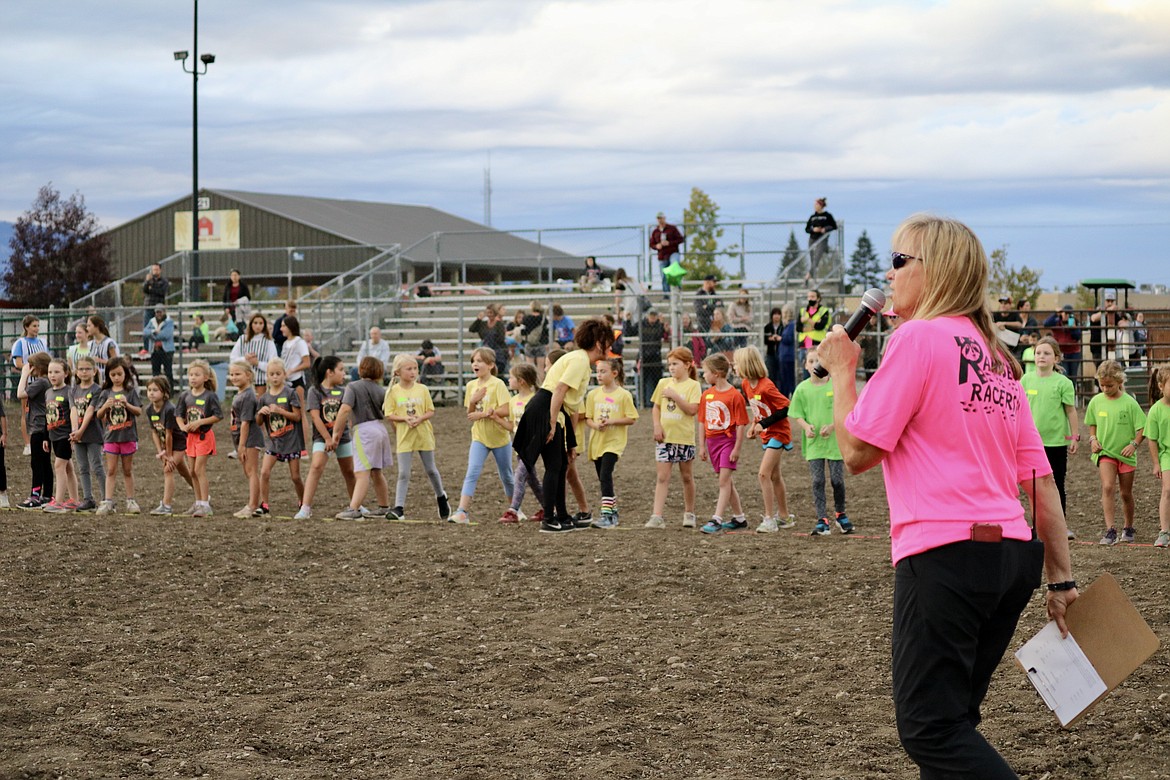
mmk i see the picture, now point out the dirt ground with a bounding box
[2,403,1168,779]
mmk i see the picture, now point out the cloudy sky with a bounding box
[3,0,1168,288]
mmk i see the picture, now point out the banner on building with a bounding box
[174,209,241,251]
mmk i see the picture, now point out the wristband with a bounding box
[1065,434,1080,441]
[1046,581,1077,592]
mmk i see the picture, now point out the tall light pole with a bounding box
[174,0,214,301]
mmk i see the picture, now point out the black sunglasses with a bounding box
[891,251,919,269]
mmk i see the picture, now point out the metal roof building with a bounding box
[102,189,582,289]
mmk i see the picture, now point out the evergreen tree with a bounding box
[774,229,806,283]
[847,230,883,292]
[681,187,726,280]
[3,184,112,306]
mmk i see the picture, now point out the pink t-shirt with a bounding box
[846,316,1050,565]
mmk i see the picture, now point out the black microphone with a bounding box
[811,288,887,378]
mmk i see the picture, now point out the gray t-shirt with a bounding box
[97,388,139,444]
[258,388,304,456]
[341,379,386,426]
[71,383,104,444]
[306,385,352,445]
[231,387,265,449]
[45,385,73,442]
[147,401,186,453]
[24,377,50,435]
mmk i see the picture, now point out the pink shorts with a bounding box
[103,441,138,456]
[705,434,737,472]
[1098,456,1136,475]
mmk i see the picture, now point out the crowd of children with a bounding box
[6,310,1170,550]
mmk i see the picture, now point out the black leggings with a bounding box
[594,452,618,497]
[539,425,569,521]
[30,431,53,498]
[1043,445,1068,514]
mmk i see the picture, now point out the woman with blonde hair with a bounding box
[817,214,1075,778]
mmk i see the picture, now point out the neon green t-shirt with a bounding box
[383,382,436,453]
[585,385,639,459]
[789,377,841,461]
[1021,346,1036,375]
[1144,399,1170,471]
[465,375,511,449]
[1085,392,1146,467]
[1020,371,1075,447]
[650,376,701,446]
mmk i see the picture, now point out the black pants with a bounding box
[30,431,53,498]
[594,452,618,497]
[0,439,7,492]
[892,538,1043,779]
[640,363,662,408]
[1043,445,1068,514]
[539,424,569,521]
[151,349,174,388]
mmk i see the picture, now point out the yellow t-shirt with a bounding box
[541,349,592,415]
[585,385,639,460]
[465,375,511,448]
[651,376,701,446]
[383,381,436,453]
[510,390,534,426]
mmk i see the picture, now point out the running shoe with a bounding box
[682,512,697,529]
[811,519,832,536]
[1154,531,1169,548]
[720,517,748,531]
[1099,527,1118,546]
[1120,526,1136,543]
[756,515,779,534]
[834,512,855,535]
[644,515,666,529]
[498,508,520,524]
[700,520,723,535]
[334,507,362,521]
[125,498,141,515]
[293,507,312,521]
[150,503,173,516]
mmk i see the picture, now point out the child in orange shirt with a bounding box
[698,353,749,534]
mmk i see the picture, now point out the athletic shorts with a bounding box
[312,440,354,458]
[352,419,393,472]
[50,437,73,460]
[265,451,301,463]
[655,442,696,463]
[762,437,794,451]
[186,430,217,458]
[103,441,138,456]
[1097,455,1136,475]
[706,434,737,472]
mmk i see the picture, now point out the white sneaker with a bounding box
[22,445,31,456]
[95,499,116,516]
[644,514,666,529]
[777,513,797,529]
[517,508,528,522]
[125,498,141,514]
[756,515,780,534]
[233,506,254,519]
[0,493,9,509]
[450,508,471,525]
[149,503,172,516]
[682,512,697,528]
[293,506,312,521]
[226,450,238,460]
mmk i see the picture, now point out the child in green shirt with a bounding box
[1086,360,1145,545]
[789,350,849,536]
[1019,337,1079,534]
[1146,365,1170,548]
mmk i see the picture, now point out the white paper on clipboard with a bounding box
[1015,621,1108,727]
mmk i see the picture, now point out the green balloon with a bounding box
[663,260,687,286]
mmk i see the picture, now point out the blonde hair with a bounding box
[702,353,730,378]
[471,347,498,375]
[265,357,287,385]
[392,353,418,379]
[510,362,538,390]
[1149,364,1170,404]
[1033,336,1062,364]
[892,214,1019,378]
[229,360,254,380]
[1095,359,1125,384]
[188,359,216,392]
[732,345,767,383]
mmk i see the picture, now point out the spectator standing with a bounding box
[763,306,784,387]
[86,315,119,381]
[612,268,649,321]
[1042,305,1084,381]
[11,314,50,456]
[273,300,297,356]
[469,303,509,376]
[221,269,252,332]
[521,302,548,373]
[355,326,392,380]
[694,274,720,334]
[142,307,176,387]
[66,323,91,376]
[804,198,837,279]
[140,264,169,356]
[727,287,754,347]
[629,308,667,408]
[649,212,684,293]
[1088,293,1120,363]
[1131,312,1148,367]
[798,290,831,373]
[230,314,278,387]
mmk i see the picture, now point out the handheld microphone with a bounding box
[811,288,887,378]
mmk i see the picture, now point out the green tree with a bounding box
[847,230,883,292]
[988,246,1042,306]
[774,229,806,283]
[3,183,112,306]
[681,187,726,280]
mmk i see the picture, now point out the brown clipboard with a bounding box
[1050,572,1159,726]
